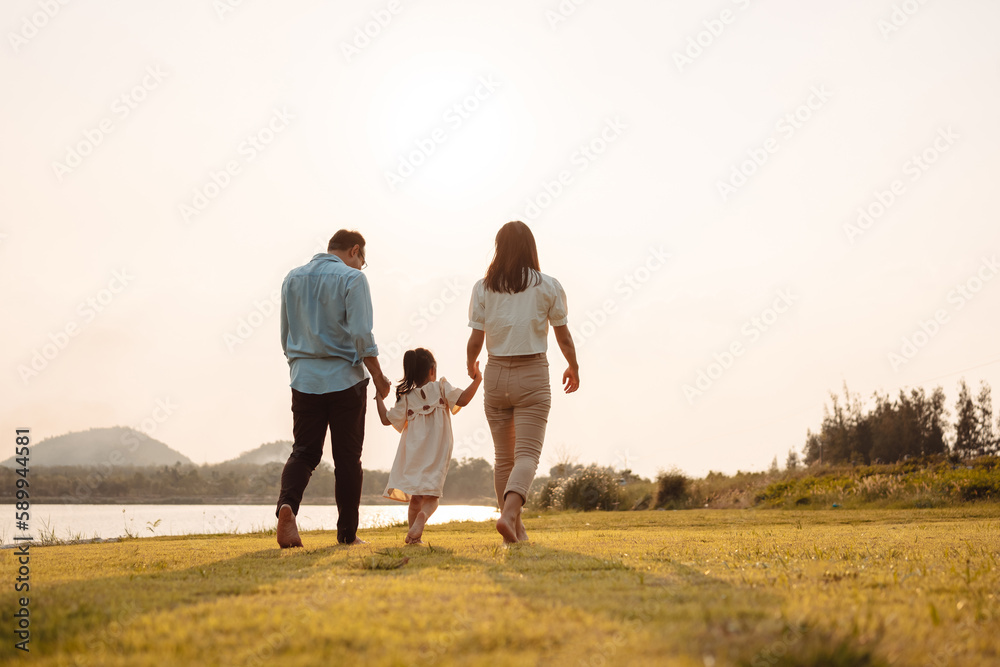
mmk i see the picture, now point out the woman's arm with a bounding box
[553,325,579,393]
[466,329,485,378]
[456,361,483,407]
[374,394,392,426]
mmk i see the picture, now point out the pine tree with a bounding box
[975,382,997,456]
[785,449,800,471]
[953,379,978,458]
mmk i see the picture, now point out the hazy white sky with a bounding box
[2,0,999,480]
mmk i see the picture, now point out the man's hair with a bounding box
[328,229,366,253]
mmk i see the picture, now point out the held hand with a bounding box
[562,366,579,394]
[374,373,391,400]
[471,360,482,382]
[468,360,479,379]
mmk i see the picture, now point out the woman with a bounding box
[466,221,579,544]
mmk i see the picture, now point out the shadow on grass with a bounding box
[477,542,884,667]
[5,521,890,666]
[0,536,361,656]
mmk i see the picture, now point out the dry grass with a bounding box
[1,508,998,666]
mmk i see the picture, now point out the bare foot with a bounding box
[276,504,302,549]
[496,514,518,544]
[407,511,428,543]
[515,517,529,543]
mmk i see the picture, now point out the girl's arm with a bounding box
[455,361,483,407]
[374,394,392,426]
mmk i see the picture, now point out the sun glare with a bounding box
[368,53,532,206]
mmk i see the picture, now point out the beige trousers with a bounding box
[484,353,551,506]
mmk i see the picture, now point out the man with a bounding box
[275,229,391,548]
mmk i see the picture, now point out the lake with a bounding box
[0,503,500,545]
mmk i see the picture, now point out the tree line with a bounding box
[799,379,998,466]
[2,458,496,504]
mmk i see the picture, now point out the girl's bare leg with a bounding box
[407,496,420,530]
[407,495,431,543]
[421,496,439,523]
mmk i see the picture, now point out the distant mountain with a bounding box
[224,440,292,466]
[0,427,193,468]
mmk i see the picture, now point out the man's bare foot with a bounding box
[496,513,518,544]
[276,504,302,549]
[407,511,428,543]
[346,537,369,545]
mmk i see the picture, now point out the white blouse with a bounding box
[468,271,569,356]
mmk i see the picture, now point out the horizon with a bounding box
[3,1,1000,481]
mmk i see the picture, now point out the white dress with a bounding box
[383,378,465,502]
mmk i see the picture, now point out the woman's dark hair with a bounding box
[396,348,436,400]
[484,221,541,294]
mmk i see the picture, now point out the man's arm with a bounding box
[364,356,391,399]
[345,274,390,398]
[279,281,289,357]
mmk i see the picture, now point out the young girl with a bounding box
[375,348,483,545]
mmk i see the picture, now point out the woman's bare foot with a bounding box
[497,492,524,544]
[515,517,529,543]
[496,514,518,544]
[407,511,428,543]
[276,504,303,548]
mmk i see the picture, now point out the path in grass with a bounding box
[2,508,998,666]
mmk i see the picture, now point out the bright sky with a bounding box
[2,0,999,480]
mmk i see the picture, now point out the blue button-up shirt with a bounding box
[280,253,379,394]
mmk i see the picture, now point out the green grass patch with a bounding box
[2,508,998,666]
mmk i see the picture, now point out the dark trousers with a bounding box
[276,378,368,543]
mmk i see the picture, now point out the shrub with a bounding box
[655,470,689,508]
[530,478,562,510]
[557,465,620,511]
[619,481,656,511]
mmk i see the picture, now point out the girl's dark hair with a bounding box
[396,348,436,400]
[484,221,541,294]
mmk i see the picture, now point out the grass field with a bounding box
[2,508,998,666]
